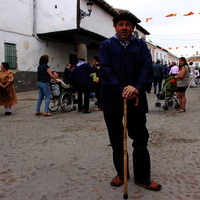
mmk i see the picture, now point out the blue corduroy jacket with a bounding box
[69,62,97,91]
[99,36,153,113]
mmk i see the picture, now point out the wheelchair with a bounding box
[49,88,77,112]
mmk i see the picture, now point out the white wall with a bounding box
[0,30,77,72]
[137,30,146,40]
[36,0,77,33]
[147,44,169,64]
[0,0,33,35]
[80,0,115,38]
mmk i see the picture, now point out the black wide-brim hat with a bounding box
[113,13,140,25]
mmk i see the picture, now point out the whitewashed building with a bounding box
[0,0,172,92]
[146,41,179,65]
[187,55,200,68]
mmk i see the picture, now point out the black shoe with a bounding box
[5,112,12,115]
[82,110,91,113]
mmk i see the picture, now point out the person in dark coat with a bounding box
[69,58,97,113]
[99,13,161,191]
[153,59,164,94]
[64,63,72,84]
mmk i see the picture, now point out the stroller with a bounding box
[155,76,180,110]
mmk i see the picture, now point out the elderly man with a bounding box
[99,13,161,191]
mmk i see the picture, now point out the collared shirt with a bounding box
[113,34,134,49]
[66,66,71,71]
[76,60,85,67]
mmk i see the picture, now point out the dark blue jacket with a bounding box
[69,62,97,91]
[99,36,153,113]
[153,63,164,78]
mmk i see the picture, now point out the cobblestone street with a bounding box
[0,88,200,200]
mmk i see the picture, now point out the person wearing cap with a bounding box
[99,13,162,191]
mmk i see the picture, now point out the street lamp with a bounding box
[80,1,94,20]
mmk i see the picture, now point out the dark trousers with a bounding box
[103,111,151,181]
[77,89,90,111]
[153,76,163,93]
[93,82,101,108]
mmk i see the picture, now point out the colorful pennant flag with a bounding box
[184,12,194,16]
[164,46,200,50]
[145,11,198,22]
[146,17,153,22]
[166,13,177,17]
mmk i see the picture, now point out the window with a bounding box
[4,43,17,69]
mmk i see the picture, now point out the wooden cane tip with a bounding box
[123,194,128,199]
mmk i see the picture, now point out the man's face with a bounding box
[114,20,135,41]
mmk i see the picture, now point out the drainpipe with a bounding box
[32,0,45,42]
[77,0,81,29]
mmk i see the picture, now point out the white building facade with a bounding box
[147,41,179,65]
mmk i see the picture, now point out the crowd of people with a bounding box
[33,55,101,116]
[152,60,180,94]
[1,12,198,196]
[0,55,193,117]
[151,58,191,113]
[33,53,193,117]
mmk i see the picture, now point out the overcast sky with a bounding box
[104,0,200,57]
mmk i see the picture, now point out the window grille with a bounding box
[4,43,17,69]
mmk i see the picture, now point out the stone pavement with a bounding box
[0,88,200,200]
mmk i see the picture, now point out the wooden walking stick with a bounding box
[123,96,138,199]
[123,98,128,199]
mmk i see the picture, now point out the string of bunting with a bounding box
[151,46,200,50]
[167,46,200,50]
[146,11,199,22]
